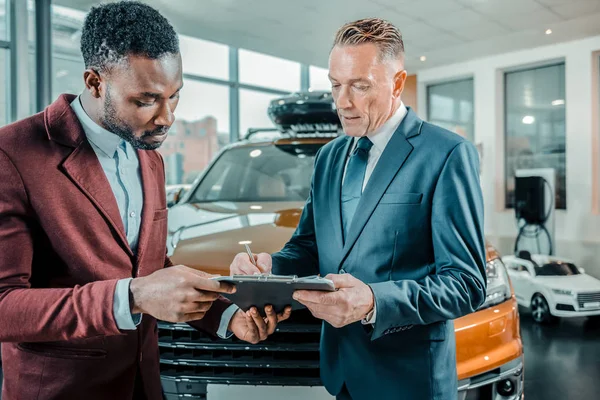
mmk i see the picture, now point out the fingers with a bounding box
[178,301,213,315]
[191,276,236,294]
[230,253,263,275]
[277,306,292,323]
[179,312,207,322]
[255,253,273,274]
[325,273,357,289]
[293,289,337,305]
[244,310,260,344]
[265,305,278,335]
[248,307,269,341]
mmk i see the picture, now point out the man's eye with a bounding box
[135,101,154,107]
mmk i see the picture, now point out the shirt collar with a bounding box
[365,102,408,153]
[70,95,128,158]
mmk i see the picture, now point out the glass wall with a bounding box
[0,48,8,126]
[427,78,474,142]
[180,35,228,81]
[0,0,8,125]
[166,80,230,184]
[0,0,7,41]
[309,65,330,91]
[12,4,334,186]
[51,5,86,101]
[239,49,300,92]
[504,63,566,209]
[239,89,279,138]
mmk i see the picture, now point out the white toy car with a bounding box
[502,251,600,323]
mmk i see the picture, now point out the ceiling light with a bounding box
[522,116,535,124]
[249,149,262,158]
[420,56,427,62]
[250,205,262,210]
[551,99,565,106]
[545,29,552,35]
[238,240,252,245]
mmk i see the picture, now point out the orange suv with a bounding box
[160,93,524,400]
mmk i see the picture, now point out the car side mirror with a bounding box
[167,188,185,208]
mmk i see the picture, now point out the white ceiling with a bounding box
[56,0,600,72]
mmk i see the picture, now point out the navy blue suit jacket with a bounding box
[271,108,487,400]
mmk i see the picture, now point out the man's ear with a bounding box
[83,68,102,98]
[393,69,408,98]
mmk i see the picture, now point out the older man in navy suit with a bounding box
[231,18,487,400]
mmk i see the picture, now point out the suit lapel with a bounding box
[48,94,134,257]
[329,136,353,251]
[61,141,133,257]
[134,150,158,264]
[337,108,422,269]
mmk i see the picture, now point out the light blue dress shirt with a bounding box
[71,96,235,337]
[71,96,143,330]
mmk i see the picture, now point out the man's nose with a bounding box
[155,101,175,126]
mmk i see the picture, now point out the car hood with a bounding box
[537,274,600,292]
[168,202,502,276]
[167,201,305,275]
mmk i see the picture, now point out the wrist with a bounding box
[364,285,375,317]
[129,277,145,314]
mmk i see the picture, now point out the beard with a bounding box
[100,89,168,150]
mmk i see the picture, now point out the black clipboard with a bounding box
[212,274,335,315]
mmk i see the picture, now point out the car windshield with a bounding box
[191,143,322,202]
[535,262,580,276]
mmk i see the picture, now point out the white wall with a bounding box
[417,35,600,278]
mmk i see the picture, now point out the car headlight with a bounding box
[551,288,574,296]
[479,258,512,309]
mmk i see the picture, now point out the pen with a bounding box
[244,243,258,267]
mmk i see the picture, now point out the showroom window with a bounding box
[239,88,279,138]
[162,79,230,185]
[239,48,301,92]
[0,48,8,127]
[504,63,566,209]
[180,35,229,80]
[44,5,309,185]
[309,65,330,91]
[0,0,7,126]
[427,78,474,142]
[51,4,86,100]
[0,0,6,41]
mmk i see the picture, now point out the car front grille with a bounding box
[158,309,323,398]
[577,292,600,308]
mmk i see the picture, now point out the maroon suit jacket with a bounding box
[0,94,230,399]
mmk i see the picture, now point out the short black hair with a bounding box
[80,1,179,72]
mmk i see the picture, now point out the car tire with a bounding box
[531,294,558,324]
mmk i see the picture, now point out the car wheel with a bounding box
[531,294,557,324]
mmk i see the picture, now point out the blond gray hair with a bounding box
[333,18,404,63]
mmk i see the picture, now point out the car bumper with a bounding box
[458,356,524,400]
[551,308,600,317]
[455,296,524,399]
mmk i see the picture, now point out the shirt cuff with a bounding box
[113,278,142,330]
[217,304,239,339]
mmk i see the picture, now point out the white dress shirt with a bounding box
[342,102,408,324]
